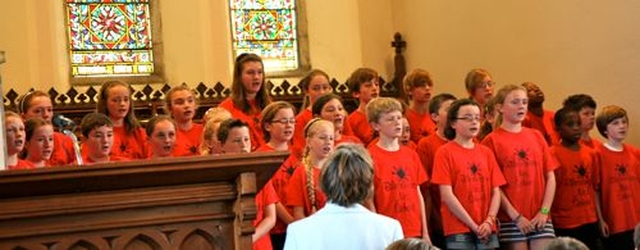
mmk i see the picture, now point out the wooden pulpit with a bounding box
[0,151,287,249]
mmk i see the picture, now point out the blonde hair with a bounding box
[302,118,334,213]
[200,108,232,155]
[366,97,403,124]
[386,238,440,250]
[493,84,526,125]
[164,85,198,117]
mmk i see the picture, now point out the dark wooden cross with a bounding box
[391,32,406,54]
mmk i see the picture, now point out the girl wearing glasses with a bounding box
[432,99,506,250]
[481,84,558,250]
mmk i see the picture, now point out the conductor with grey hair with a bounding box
[284,143,404,250]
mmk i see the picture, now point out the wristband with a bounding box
[540,207,550,215]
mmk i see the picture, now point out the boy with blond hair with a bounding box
[366,97,430,243]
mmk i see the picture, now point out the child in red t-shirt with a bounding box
[256,101,298,249]
[80,113,128,164]
[23,118,54,168]
[402,69,435,143]
[400,117,417,150]
[347,68,379,145]
[549,107,601,249]
[285,118,333,220]
[145,116,177,159]
[218,118,277,250]
[312,93,362,146]
[4,111,33,170]
[594,105,640,249]
[292,69,333,154]
[563,94,601,149]
[96,81,148,160]
[522,82,558,146]
[481,84,558,250]
[432,99,506,250]
[219,53,272,152]
[17,90,77,166]
[366,97,430,242]
[464,69,495,117]
[200,107,232,156]
[165,86,203,157]
[415,93,456,248]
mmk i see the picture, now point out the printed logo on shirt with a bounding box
[119,142,128,153]
[189,145,198,154]
[615,164,627,176]
[574,164,589,178]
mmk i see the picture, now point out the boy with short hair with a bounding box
[347,67,380,145]
[403,69,435,143]
[80,112,128,164]
[594,105,640,249]
[563,94,600,149]
[217,118,252,154]
[366,97,430,243]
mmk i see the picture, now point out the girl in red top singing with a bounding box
[292,69,333,154]
[5,111,33,170]
[146,116,177,159]
[164,85,202,156]
[219,53,271,151]
[432,99,506,250]
[312,93,361,146]
[17,90,76,166]
[256,101,298,249]
[23,118,54,168]
[96,81,148,159]
[286,118,334,220]
[481,84,558,250]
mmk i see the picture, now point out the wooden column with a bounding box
[391,33,407,102]
[0,50,6,169]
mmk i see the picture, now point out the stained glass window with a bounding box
[65,0,154,77]
[229,0,300,72]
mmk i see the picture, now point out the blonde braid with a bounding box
[302,145,317,214]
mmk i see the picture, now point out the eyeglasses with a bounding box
[271,118,296,124]
[477,81,495,89]
[456,115,481,122]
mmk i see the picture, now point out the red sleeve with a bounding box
[347,110,374,145]
[261,181,279,206]
[412,148,429,184]
[431,144,452,185]
[487,147,507,188]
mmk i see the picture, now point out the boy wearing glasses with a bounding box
[366,97,431,243]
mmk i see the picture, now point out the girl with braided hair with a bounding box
[285,118,334,220]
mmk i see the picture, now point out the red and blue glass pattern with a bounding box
[230,0,299,72]
[66,0,153,77]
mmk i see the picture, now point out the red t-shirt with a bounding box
[253,181,279,250]
[405,108,431,143]
[219,98,265,152]
[416,133,448,230]
[48,132,78,166]
[580,137,602,150]
[285,165,327,217]
[549,145,600,229]
[523,110,559,146]
[431,141,506,236]
[7,159,35,170]
[347,110,374,145]
[595,143,640,234]
[174,123,203,157]
[292,109,313,154]
[264,152,300,233]
[481,127,558,221]
[111,126,148,160]
[368,143,429,238]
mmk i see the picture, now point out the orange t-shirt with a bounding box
[285,165,327,217]
[405,109,430,143]
[595,143,640,234]
[48,132,78,166]
[219,98,265,151]
[347,110,374,145]
[431,141,506,236]
[253,180,279,250]
[481,127,559,221]
[523,110,559,146]
[174,123,203,157]
[83,155,130,165]
[368,143,429,238]
[7,159,35,170]
[580,137,602,150]
[111,126,148,160]
[549,145,599,229]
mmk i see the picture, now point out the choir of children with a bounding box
[5,54,640,249]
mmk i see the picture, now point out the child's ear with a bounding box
[430,113,439,123]
[370,121,380,132]
[352,91,360,99]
